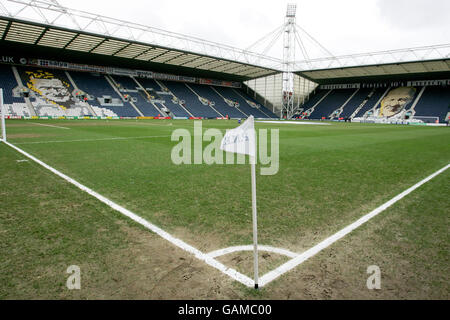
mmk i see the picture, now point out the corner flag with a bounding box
[220,116,256,158]
[220,116,260,289]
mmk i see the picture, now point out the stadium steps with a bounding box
[11,66,36,117]
[185,83,224,117]
[106,75,144,117]
[65,71,98,117]
[232,89,271,118]
[232,88,276,118]
[413,86,450,122]
[304,89,333,117]
[350,88,376,119]
[162,80,221,118]
[68,71,139,117]
[131,77,168,117]
[338,88,372,119]
[214,86,268,118]
[362,87,391,117]
[210,86,247,117]
[408,86,427,117]
[190,84,246,118]
[329,88,360,119]
[154,80,194,117]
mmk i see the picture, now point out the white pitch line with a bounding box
[256,121,331,126]
[32,122,71,130]
[258,163,450,287]
[14,135,172,145]
[2,141,254,288]
[208,245,299,259]
[3,139,448,288]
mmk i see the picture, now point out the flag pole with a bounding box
[0,89,5,142]
[251,154,259,289]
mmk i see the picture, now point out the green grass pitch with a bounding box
[0,119,448,299]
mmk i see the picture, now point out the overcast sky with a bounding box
[56,0,450,59]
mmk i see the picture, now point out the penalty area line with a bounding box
[2,140,255,288]
[259,163,450,287]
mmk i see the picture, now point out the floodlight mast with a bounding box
[281,4,297,119]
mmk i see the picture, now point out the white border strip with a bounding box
[2,140,448,288]
[32,123,71,130]
[208,245,298,259]
[259,163,450,287]
[2,141,254,287]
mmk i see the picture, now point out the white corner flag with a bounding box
[220,116,259,289]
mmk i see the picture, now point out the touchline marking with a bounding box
[2,139,448,288]
[258,163,450,287]
[32,122,70,130]
[14,135,172,145]
[2,140,253,288]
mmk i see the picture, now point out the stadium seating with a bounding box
[111,75,161,117]
[0,64,26,105]
[354,88,387,118]
[188,84,245,118]
[309,89,356,119]
[214,86,270,118]
[414,86,450,122]
[136,78,191,117]
[301,89,330,115]
[235,88,278,118]
[339,88,372,118]
[162,80,221,118]
[69,71,139,117]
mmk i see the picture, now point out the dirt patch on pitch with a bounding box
[217,251,290,278]
[60,221,245,300]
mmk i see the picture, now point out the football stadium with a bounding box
[0,0,449,302]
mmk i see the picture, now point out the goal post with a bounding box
[0,88,6,142]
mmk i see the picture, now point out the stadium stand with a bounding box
[235,88,278,118]
[414,85,450,122]
[309,89,356,119]
[339,88,372,118]
[301,89,330,116]
[18,67,92,117]
[0,65,31,117]
[354,88,387,118]
[214,86,271,118]
[1,62,448,123]
[111,75,161,117]
[136,78,192,118]
[188,84,245,118]
[162,80,221,118]
[69,71,139,117]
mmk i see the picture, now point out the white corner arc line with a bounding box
[207,245,299,259]
[258,163,450,287]
[32,122,71,130]
[2,141,254,288]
